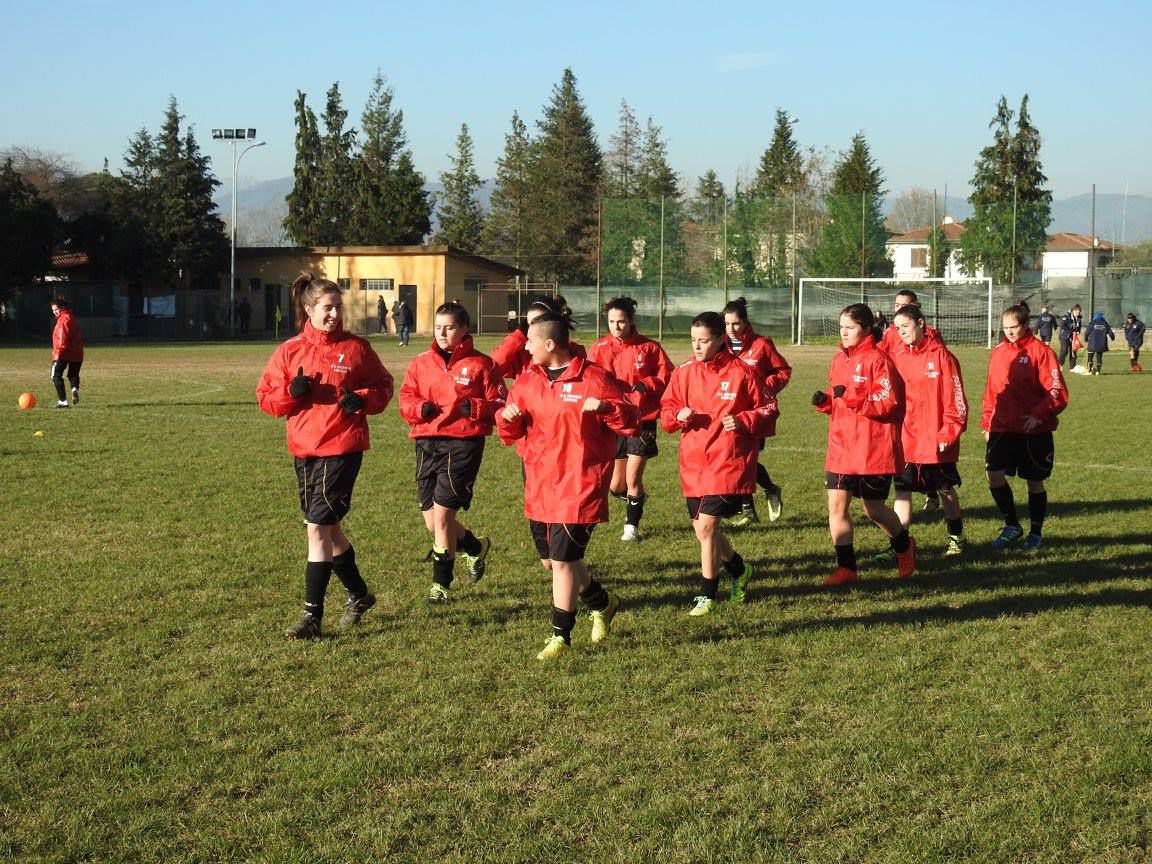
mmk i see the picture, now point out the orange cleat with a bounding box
[824,566,859,587]
[896,537,917,578]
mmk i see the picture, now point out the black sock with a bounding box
[579,579,610,612]
[431,546,455,588]
[459,530,482,556]
[304,561,333,618]
[331,546,369,598]
[990,484,1020,527]
[890,529,910,554]
[698,576,719,600]
[551,606,577,643]
[722,550,745,577]
[742,495,757,515]
[946,518,964,536]
[625,494,646,527]
[1027,492,1048,536]
[756,463,772,491]
[835,544,857,571]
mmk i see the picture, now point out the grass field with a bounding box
[2,335,1150,863]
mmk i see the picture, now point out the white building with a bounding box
[885,217,988,281]
[1041,233,1120,278]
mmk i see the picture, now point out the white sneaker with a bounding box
[620,524,640,542]
[1071,364,1088,375]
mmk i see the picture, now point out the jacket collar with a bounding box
[839,334,877,358]
[428,334,477,364]
[301,320,344,346]
[529,353,588,383]
[700,346,733,371]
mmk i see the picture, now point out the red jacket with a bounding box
[256,322,393,457]
[727,327,790,437]
[52,309,84,362]
[398,336,506,438]
[660,350,774,497]
[879,322,942,356]
[497,356,639,524]
[981,330,1068,434]
[889,335,968,464]
[815,335,905,475]
[490,328,585,380]
[587,331,674,421]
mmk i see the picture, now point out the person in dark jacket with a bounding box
[396,299,414,346]
[1034,306,1057,344]
[1083,312,1115,375]
[1124,313,1146,372]
[1057,305,1083,370]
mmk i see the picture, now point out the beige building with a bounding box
[231,245,523,336]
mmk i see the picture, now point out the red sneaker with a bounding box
[896,537,917,578]
[824,566,859,587]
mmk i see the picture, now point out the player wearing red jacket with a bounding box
[722,296,789,526]
[661,312,771,616]
[257,273,394,639]
[498,315,639,661]
[490,295,584,382]
[888,305,969,557]
[398,302,504,602]
[982,304,1069,550]
[588,296,674,542]
[50,297,85,407]
[813,303,915,586]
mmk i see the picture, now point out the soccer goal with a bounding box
[797,278,1000,347]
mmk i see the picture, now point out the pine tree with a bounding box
[1009,95,1052,274]
[434,123,485,251]
[636,118,680,200]
[752,109,803,198]
[523,68,602,284]
[689,171,726,224]
[315,83,356,245]
[604,100,641,199]
[682,171,727,286]
[284,91,324,245]
[483,112,533,266]
[808,133,890,278]
[0,158,57,287]
[382,152,432,245]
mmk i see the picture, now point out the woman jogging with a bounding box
[722,296,791,525]
[982,303,1068,550]
[257,272,394,639]
[398,302,503,602]
[588,296,674,542]
[814,303,915,586]
[660,311,770,616]
[490,295,584,381]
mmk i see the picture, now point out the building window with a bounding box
[337,278,351,292]
[910,248,928,268]
[464,278,483,293]
[360,278,394,292]
[249,277,261,291]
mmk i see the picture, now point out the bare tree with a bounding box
[1,146,100,220]
[886,187,937,233]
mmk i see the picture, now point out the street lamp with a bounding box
[212,128,265,338]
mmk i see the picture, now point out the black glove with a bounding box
[811,390,829,407]
[421,401,440,421]
[832,385,846,398]
[338,385,364,415]
[459,399,473,418]
[631,381,648,394]
[289,367,312,399]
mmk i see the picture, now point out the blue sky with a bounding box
[3,0,1149,200]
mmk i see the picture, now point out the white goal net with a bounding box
[797,278,1002,347]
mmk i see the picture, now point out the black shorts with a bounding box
[686,495,743,520]
[825,472,893,500]
[615,420,659,459]
[985,431,1055,481]
[416,437,485,511]
[894,462,962,493]
[529,520,595,562]
[294,451,363,525]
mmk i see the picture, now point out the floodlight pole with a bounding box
[228,140,265,338]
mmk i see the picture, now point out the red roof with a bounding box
[1045,232,1121,252]
[887,221,967,244]
[51,251,90,269]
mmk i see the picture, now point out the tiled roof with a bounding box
[1045,232,1121,252]
[887,221,967,244]
[51,251,90,269]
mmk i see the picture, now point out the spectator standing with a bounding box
[1124,312,1145,372]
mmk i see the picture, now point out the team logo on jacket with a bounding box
[559,382,582,404]
[331,352,352,374]
[454,366,472,386]
[718,381,736,401]
[852,362,866,384]
[1018,355,1030,365]
[926,361,939,379]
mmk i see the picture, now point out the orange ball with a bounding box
[18,392,36,410]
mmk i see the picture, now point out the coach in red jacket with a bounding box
[889,305,969,557]
[661,311,772,616]
[498,314,638,661]
[399,302,505,602]
[50,297,85,408]
[982,303,1069,551]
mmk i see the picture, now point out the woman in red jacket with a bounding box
[490,295,583,381]
[813,303,915,586]
[888,305,969,557]
[982,304,1069,550]
[256,272,394,639]
[497,314,638,661]
[722,296,790,525]
[588,296,674,542]
[398,302,505,603]
[50,297,85,407]
[660,312,770,616]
